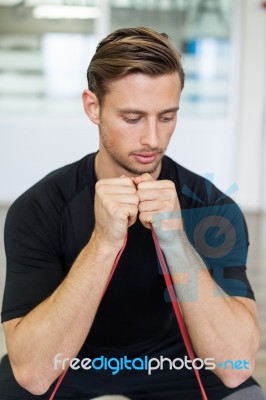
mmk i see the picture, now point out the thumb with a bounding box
[133,173,154,186]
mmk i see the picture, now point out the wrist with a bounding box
[89,230,125,255]
[152,211,185,249]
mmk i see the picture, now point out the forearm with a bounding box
[160,230,260,385]
[4,176,138,395]
[4,232,120,394]
[136,174,260,386]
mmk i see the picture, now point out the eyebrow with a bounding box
[117,106,179,115]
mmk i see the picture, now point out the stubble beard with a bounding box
[112,153,162,176]
[99,127,164,176]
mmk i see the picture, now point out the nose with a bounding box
[140,118,159,148]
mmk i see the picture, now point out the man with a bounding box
[0,27,264,399]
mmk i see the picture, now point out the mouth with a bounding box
[132,152,160,164]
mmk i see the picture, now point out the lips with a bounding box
[133,152,159,164]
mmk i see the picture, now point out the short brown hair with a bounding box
[87,27,185,104]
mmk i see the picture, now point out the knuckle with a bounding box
[143,173,151,179]
[96,179,105,188]
[101,196,110,208]
[166,179,175,187]
[124,177,135,186]
[169,181,175,188]
[164,180,175,188]
[95,181,101,193]
[96,183,106,195]
[109,203,120,216]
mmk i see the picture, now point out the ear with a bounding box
[82,89,100,124]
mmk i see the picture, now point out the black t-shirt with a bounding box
[1,153,257,399]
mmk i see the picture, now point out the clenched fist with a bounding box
[94,176,139,250]
[93,173,183,251]
[133,173,184,246]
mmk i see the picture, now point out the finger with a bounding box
[139,199,178,214]
[132,173,154,186]
[119,204,139,227]
[97,185,137,195]
[128,213,138,228]
[97,177,135,187]
[103,194,139,206]
[138,188,175,202]
[137,179,175,190]
[104,202,138,225]
[139,210,180,230]
[138,200,162,213]
[138,211,153,229]
[121,203,139,218]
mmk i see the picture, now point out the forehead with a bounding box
[103,72,182,110]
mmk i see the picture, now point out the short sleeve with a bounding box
[182,200,255,299]
[1,191,65,323]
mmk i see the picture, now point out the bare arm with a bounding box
[135,173,260,388]
[155,228,260,387]
[3,177,139,395]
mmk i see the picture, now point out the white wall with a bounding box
[0,114,99,203]
[263,93,266,213]
[0,113,235,205]
[1,0,266,212]
[235,0,266,212]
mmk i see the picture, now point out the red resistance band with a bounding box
[49,228,208,400]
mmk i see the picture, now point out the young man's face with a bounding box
[97,72,182,178]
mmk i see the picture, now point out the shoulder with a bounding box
[163,155,236,208]
[34,152,96,206]
[5,153,96,235]
[163,154,248,248]
[163,157,253,297]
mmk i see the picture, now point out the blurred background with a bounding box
[0,0,265,392]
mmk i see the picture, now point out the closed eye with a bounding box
[159,114,176,123]
[123,116,141,124]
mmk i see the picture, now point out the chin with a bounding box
[126,164,159,176]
